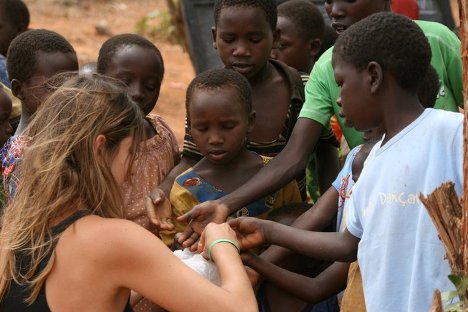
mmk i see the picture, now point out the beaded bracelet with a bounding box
[208,238,240,261]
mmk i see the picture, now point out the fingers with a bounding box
[185,232,200,250]
[145,196,160,227]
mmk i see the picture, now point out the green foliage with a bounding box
[441,272,468,311]
[134,9,180,45]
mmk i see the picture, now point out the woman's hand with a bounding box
[197,222,239,260]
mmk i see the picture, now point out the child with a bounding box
[1,29,78,197]
[0,84,12,208]
[0,73,257,312]
[178,0,464,244]
[229,12,463,311]
[147,0,308,224]
[96,34,179,312]
[271,0,324,76]
[0,0,30,87]
[271,0,339,204]
[159,68,301,246]
[256,202,340,312]
[244,63,441,311]
[0,84,12,147]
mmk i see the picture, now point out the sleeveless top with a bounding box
[0,210,133,312]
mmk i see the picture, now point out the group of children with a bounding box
[0,0,464,311]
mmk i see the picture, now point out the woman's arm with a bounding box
[106,220,257,312]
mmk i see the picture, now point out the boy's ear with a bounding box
[247,110,256,133]
[309,39,322,59]
[94,134,107,164]
[367,61,383,94]
[211,26,217,49]
[10,79,25,101]
[273,28,280,47]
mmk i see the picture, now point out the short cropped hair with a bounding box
[7,29,76,82]
[97,33,164,78]
[333,12,431,92]
[214,0,277,32]
[277,0,324,41]
[0,0,30,31]
[186,68,252,125]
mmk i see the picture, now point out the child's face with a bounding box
[325,0,388,35]
[189,87,254,165]
[16,51,78,115]
[213,6,276,80]
[0,10,19,56]
[105,45,163,116]
[333,54,380,132]
[0,86,13,145]
[271,16,316,73]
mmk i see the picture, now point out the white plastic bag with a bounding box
[173,248,221,285]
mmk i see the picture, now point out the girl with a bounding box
[158,68,301,247]
[0,74,257,312]
[97,34,179,236]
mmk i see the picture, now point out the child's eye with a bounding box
[145,84,157,92]
[220,36,235,43]
[249,36,263,43]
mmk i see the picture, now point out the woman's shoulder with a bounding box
[70,215,158,255]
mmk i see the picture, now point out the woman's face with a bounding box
[109,135,134,185]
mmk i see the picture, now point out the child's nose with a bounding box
[327,2,345,19]
[233,41,251,57]
[208,132,223,145]
[129,84,145,104]
[270,48,279,60]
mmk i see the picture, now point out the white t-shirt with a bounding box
[346,109,463,312]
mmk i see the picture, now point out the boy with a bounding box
[0,0,30,87]
[271,0,339,204]
[271,0,324,75]
[1,29,78,197]
[229,12,462,311]
[178,0,463,247]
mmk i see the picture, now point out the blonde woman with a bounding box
[0,74,257,312]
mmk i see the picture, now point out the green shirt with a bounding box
[299,20,463,149]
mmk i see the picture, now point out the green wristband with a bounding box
[208,238,240,261]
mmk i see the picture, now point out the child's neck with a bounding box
[15,113,32,136]
[381,93,424,145]
[194,149,263,193]
[247,61,274,86]
[143,117,157,139]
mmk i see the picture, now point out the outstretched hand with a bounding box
[176,200,230,251]
[227,217,268,250]
[146,188,174,232]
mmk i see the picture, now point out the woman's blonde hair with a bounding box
[0,73,145,302]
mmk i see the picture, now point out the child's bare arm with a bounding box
[178,118,324,243]
[259,187,340,265]
[229,217,359,262]
[243,253,348,303]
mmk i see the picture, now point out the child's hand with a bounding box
[228,217,267,250]
[146,188,174,231]
[244,265,262,290]
[176,200,230,250]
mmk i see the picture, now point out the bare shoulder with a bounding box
[64,215,162,261]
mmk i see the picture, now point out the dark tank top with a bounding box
[0,210,133,312]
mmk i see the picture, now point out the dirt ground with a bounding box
[24,0,194,143]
